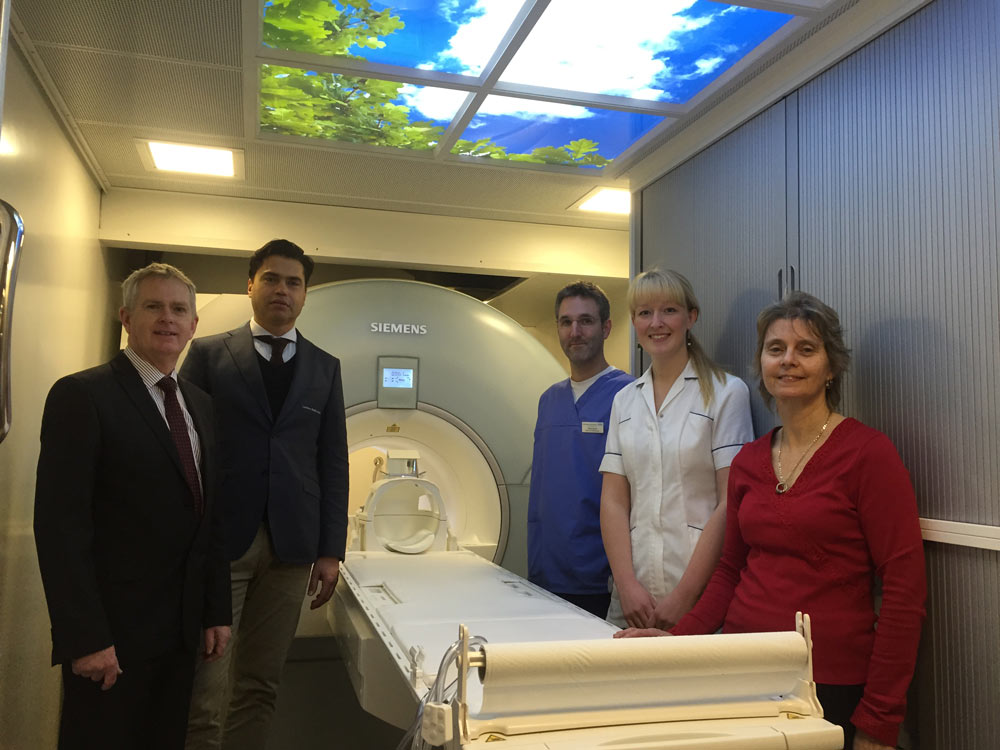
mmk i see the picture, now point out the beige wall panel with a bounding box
[490,274,632,377]
[0,47,121,747]
[99,189,630,279]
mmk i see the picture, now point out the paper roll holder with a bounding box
[411,612,842,750]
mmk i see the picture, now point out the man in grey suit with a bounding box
[182,240,349,750]
[35,263,231,750]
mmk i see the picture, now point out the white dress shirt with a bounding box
[250,319,297,362]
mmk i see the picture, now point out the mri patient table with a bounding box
[331,551,842,750]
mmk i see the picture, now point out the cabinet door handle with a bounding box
[777,267,784,300]
[789,264,796,293]
[0,199,25,444]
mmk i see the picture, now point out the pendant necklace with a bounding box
[775,413,832,494]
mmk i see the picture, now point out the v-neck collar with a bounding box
[636,360,697,416]
[766,417,854,496]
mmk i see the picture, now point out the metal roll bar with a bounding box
[0,199,25,443]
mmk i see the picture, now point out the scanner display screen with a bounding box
[383,368,414,389]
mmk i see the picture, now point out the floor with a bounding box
[268,637,407,750]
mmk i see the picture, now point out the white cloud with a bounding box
[399,84,469,121]
[437,0,465,26]
[403,0,738,121]
[433,1,522,75]
[718,4,749,17]
[503,0,715,97]
[478,95,592,120]
[402,84,591,122]
[429,0,725,101]
[693,56,725,76]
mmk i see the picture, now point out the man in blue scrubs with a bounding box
[527,282,633,618]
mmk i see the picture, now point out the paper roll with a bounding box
[468,631,807,717]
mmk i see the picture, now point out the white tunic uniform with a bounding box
[599,361,753,627]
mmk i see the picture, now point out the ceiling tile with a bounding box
[15,0,242,66]
[36,46,243,135]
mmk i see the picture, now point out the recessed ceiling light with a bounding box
[137,140,242,177]
[572,187,631,215]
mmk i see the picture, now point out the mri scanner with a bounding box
[191,278,566,575]
[192,279,842,750]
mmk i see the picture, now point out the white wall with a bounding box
[0,46,120,747]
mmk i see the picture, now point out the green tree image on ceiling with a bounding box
[261,64,445,150]
[450,137,610,167]
[263,0,404,57]
[260,0,613,167]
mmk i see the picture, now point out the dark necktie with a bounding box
[257,335,289,366]
[156,377,203,515]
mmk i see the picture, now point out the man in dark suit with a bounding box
[182,240,348,750]
[34,263,232,750]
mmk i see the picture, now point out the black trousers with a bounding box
[555,591,612,619]
[816,683,865,748]
[59,645,197,750]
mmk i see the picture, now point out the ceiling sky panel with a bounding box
[262,0,520,75]
[498,0,794,103]
[258,0,804,171]
[453,96,663,167]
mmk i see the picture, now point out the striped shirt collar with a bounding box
[123,347,177,388]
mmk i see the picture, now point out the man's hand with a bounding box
[308,556,340,610]
[71,645,122,691]
[202,626,232,662]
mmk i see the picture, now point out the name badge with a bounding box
[581,421,604,434]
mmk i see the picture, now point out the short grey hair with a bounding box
[554,281,611,323]
[121,263,197,312]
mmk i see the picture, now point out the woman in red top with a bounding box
[617,292,926,750]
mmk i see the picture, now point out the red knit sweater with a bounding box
[672,418,926,747]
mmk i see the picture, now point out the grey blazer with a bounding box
[181,323,349,563]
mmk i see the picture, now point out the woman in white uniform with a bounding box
[600,269,753,629]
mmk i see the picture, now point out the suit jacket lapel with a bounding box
[226,323,273,420]
[277,332,311,425]
[110,352,185,477]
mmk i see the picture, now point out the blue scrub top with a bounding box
[527,368,634,596]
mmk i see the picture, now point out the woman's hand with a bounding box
[853,729,893,750]
[617,578,656,628]
[652,588,698,630]
[613,627,672,639]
